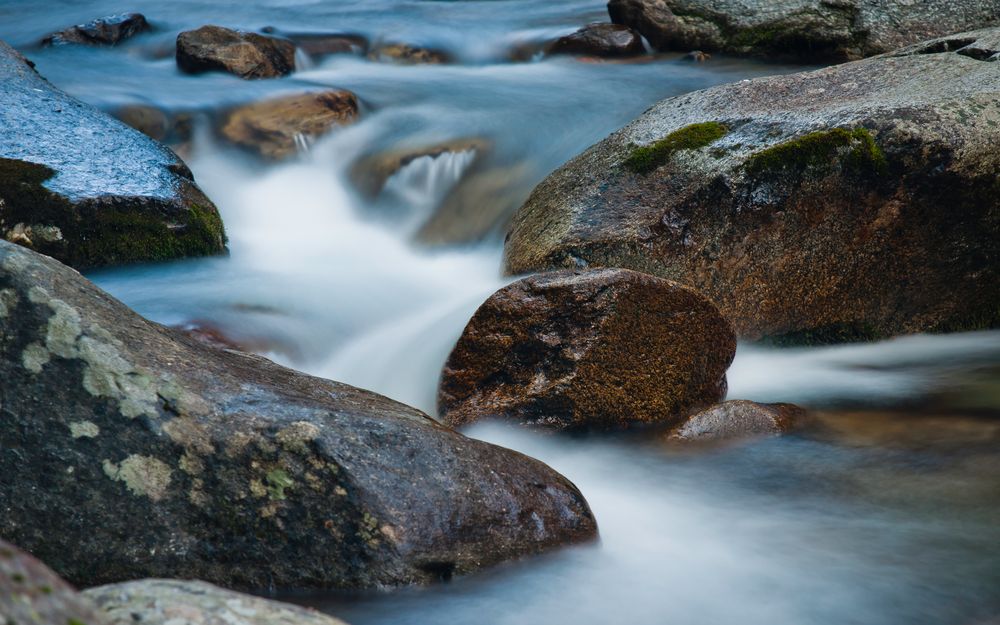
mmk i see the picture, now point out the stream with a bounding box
[2,1,998,624]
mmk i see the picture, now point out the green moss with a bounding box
[744,128,887,179]
[266,469,294,500]
[624,122,729,175]
[68,619,87,625]
[0,157,227,269]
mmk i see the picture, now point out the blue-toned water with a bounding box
[2,2,998,624]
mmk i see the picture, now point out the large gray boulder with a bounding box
[0,240,596,590]
[504,28,1000,344]
[0,41,225,269]
[608,0,1000,60]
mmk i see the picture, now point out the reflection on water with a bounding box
[3,1,999,624]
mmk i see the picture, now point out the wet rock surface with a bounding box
[220,90,360,159]
[0,539,110,625]
[439,268,736,431]
[41,12,150,47]
[350,138,489,197]
[608,0,1000,61]
[547,23,646,58]
[85,579,348,625]
[669,400,804,441]
[176,26,296,79]
[0,240,597,590]
[0,42,225,269]
[369,42,451,64]
[504,27,1000,343]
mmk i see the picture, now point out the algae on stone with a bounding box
[623,122,729,174]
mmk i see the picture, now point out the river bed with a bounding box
[2,1,998,624]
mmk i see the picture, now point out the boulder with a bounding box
[176,26,296,79]
[668,400,804,441]
[0,240,596,590]
[607,0,1000,61]
[438,268,736,431]
[0,41,225,269]
[0,539,110,625]
[85,579,347,625]
[547,23,646,58]
[41,13,150,47]
[504,27,1000,344]
[220,91,360,159]
[369,43,451,64]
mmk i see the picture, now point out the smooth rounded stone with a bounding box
[668,400,804,441]
[439,268,736,431]
[682,50,711,61]
[608,0,1000,61]
[0,539,110,625]
[349,138,490,197]
[112,104,194,147]
[504,27,1000,344]
[220,91,360,159]
[547,23,646,58]
[0,240,596,590]
[0,42,225,269]
[41,12,150,47]
[176,26,296,79]
[369,42,451,64]
[85,579,347,625]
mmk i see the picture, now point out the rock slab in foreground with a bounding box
[0,539,110,625]
[439,268,736,431]
[504,28,1000,344]
[221,90,360,159]
[669,400,804,441]
[85,579,347,625]
[0,240,596,590]
[608,0,1000,60]
[177,26,296,79]
[0,41,225,269]
[42,13,150,47]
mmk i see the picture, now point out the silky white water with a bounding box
[4,1,998,623]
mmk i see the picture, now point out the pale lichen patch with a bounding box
[21,341,50,373]
[164,418,214,455]
[179,451,205,476]
[0,288,17,318]
[276,421,320,453]
[68,420,100,438]
[103,454,173,501]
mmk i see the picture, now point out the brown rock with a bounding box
[547,23,646,58]
[350,138,489,197]
[176,26,296,79]
[42,13,149,47]
[669,400,804,441]
[438,268,736,431]
[370,43,451,64]
[0,539,110,625]
[220,90,359,159]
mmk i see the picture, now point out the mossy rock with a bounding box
[624,121,729,174]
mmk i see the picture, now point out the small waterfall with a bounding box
[294,47,315,72]
[381,149,478,229]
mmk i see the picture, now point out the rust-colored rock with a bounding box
[220,90,359,159]
[547,23,646,58]
[669,400,804,441]
[176,26,296,79]
[439,268,736,431]
[0,540,110,625]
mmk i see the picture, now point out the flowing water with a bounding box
[2,2,999,624]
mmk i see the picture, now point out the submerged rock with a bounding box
[669,400,804,441]
[41,13,150,47]
[439,268,735,431]
[263,29,369,59]
[608,0,1000,61]
[369,42,451,64]
[220,90,360,159]
[0,240,596,590]
[0,539,110,625]
[547,23,646,58]
[85,579,347,625]
[0,41,225,269]
[176,26,296,79]
[112,104,195,148]
[349,138,490,197]
[504,27,1000,343]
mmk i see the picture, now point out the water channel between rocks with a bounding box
[2,1,998,623]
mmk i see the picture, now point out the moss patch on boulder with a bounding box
[623,121,729,174]
[744,127,887,178]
